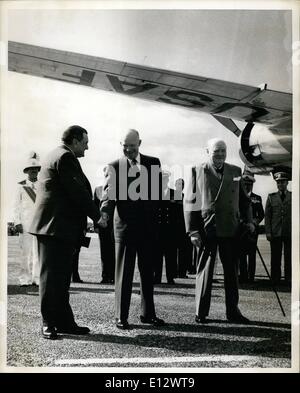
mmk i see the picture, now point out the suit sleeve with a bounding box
[100,164,116,219]
[183,166,204,235]
[57,153,100,222]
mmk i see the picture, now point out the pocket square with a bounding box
[233,176,241,181]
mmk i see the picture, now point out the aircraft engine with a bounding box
[239,122,292,177]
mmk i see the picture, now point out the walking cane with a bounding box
[256,246,286,317]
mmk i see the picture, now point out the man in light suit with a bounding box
[100,129,165,329]
[265,172,291,286]
[29,125,101,339]
[184,138,254,324]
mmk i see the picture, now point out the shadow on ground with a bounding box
[58,320,291,359]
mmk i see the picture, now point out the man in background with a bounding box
[94,166,115,284]
[14,152,41,287]
[265,172,291,287]
[174,178,193,279]
[239,173,264,284]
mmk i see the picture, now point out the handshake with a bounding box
[97,212,110,228]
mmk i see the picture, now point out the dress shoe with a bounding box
[195,316,207,324]
[41,326,58,340]
[227,314,250,324]
[140,316,166,326]
[56,324,90,334]
[72,277,84,283]
[167,279,176,285]
[100,278,112,284]
[115,319,130,329]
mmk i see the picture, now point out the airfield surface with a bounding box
[5,235,293,371]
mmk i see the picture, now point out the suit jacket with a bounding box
[100,154,161,241]
[29,145,100,243]
[184,161,252,238]
[249,192,264,227]
[265,191,291,238]
[158,188,177,230]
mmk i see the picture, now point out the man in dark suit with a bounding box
[174,178,193,279]
[29,125,101,339]
[99,129,165,329]
[184,138,254,324]
[154,171,177,285]
[265,172,291,286]
[239,174,264,283]
[94,169,116,284]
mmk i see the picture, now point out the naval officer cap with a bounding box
[23,152,41,173]
[273,172,289,182]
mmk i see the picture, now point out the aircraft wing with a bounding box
[8,41,292,132]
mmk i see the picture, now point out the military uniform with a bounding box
[173,193,193,278]
[14,178,40,285]
[154,188,177,284]
[239,192,264,283]
[265,189,291,284]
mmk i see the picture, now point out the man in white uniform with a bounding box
[14,152,41,286]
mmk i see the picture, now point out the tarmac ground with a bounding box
[4,235,295,371]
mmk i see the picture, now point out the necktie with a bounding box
[280,192,285,201]
[31,182,36,190]
[130,158,140,194]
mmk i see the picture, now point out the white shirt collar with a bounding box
[128,153,141,166]
[26,179,38,187]
[63,144,76,156]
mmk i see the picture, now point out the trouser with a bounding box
[176,233,193,277]
[115,239,156,321]
[195,237,240,319]
[98,227,115,280]
[72,248,81,280]
[239,236,258,282]
[18,232,40,285]
[37,235,76,328]
[270,237,291,283]
[154,228,177,283]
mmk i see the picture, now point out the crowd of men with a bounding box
[13,125,292,339]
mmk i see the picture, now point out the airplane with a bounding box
[7,41,292,178]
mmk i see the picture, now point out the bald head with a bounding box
[120,128,141,160]
[207,138,227,167]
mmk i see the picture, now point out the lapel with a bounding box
[276,190,291,205]
[140,153,147,169]
[221,163,233,190]
[205,162,223,195]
